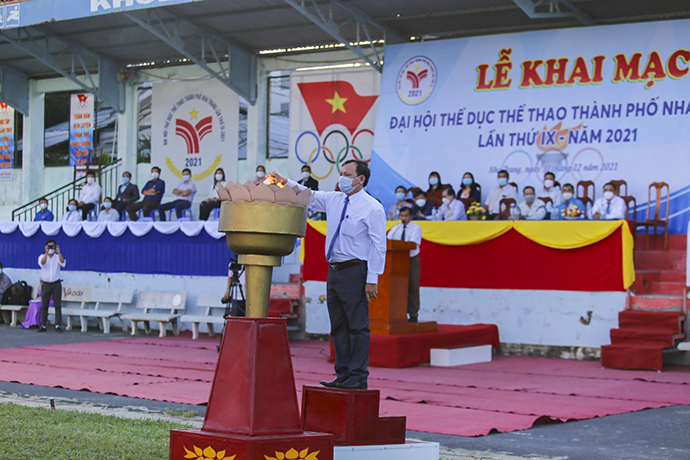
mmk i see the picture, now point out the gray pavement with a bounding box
[1,325,689,460]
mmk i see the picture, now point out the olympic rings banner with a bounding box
[152,78,239,196]
[368,19,690,234]
[288,68,380,191]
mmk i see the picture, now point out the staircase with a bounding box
[601,235,687,371]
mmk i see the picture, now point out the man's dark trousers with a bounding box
[326,262,370,381]
[41,280,62,327]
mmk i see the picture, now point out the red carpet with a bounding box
[1,335,689,437]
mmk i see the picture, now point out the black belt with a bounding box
[329,259,365,271]
[42,280,61,285]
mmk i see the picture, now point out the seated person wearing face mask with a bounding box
[388,186,411,220]
[517,186,547,220]
[458,172,481,203]
[485,169,519,217]
[127,167,166,221]
[556,183,586,220]
[97,197,120,222]
[61,199,83,222]
[253,165,267,186]
[114,171,140,216]
[199,168,228,221]
[77,171,102,220]
[431,186,467,221]
[412,189,434,220]
[539,172,562,208]
[158,168,197,221]
[592,182,627,220]
[298,165,319,191]
[34,198,54,222]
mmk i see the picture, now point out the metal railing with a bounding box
[12,159,122,222]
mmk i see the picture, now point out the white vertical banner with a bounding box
[69,93,94,167]
[288,68,380,191]
[151,78,239,197]
[0,102,15,181]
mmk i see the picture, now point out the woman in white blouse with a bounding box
[199,168,227,221]
[61,199,83,222]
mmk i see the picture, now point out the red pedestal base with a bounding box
[301,386,406,446]
[170,318,333,459]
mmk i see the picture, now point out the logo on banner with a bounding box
[162,95,225,180]
[396,56,437,105]
[294,80,377,180]
[76,94,89,107]
[0,102,9,112]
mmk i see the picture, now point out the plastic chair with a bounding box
[637,182,670,250]
[610,180,628,197]
[212,208,221,221]
[138,208,160,221]
[498,198,517,220]
[86,208,97,222]
[167,191,197,221]
[175,217,191,222]
[138,217,154,223]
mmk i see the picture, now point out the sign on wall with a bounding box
[369,19,690,233]
[151,78,239,195]
[70,93,95,167]
[0,102,15,181]
[288,68,380,191]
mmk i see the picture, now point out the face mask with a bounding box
[215,174,224,181]
[415,199,426,208]
[104,202,112,209]
[256,171,265,178]
[151,172,159,180]
[562,192,573,201]
[524,195,536,204]
[301,171,311,179]
[395,192,406,201]
[48,249,55,255]
[462,178,473,186]
[604,191,615,201]
[498,177,508,187]
[122,177,130,184]
[68,205,77,212]
[442,197,451,205]
[182,174,191,181]
[429,177,439,186]
[87,177,95,184]
[544,179,554,189]
[39,203,48,210]
[338,176,356,194]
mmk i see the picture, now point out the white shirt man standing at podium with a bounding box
[387,207,423,323]
[269,160,387,391]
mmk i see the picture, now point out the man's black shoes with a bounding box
[336,377,368,390]
[320,374,349,388]
[55,326,63,333]
[37,326,47,333]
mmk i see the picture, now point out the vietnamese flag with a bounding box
[297,81,378,136]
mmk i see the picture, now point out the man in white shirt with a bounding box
[77,171,102,220]
[271,160,386,390]
[431,187,467,221]
[61,199,83,222]
[539,171,562,206]
[387,207,423,322]
[38,240,66,332]
[518,186,547,220]
[485,169,519,217]
[592,182,627,220]
[97,197,120,222]
[159,168,197,221]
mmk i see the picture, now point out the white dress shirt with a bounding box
[209,181,228,199]
[61,211,82,222]
[485,184,519,214]
[431,198,467,221]
[78,183,102,205]
[518,199,547,220]
[38,253,66,283]
[591,195,627,220]
[289,179,387,284]
[97,208,120,222]
[387,221,422,257]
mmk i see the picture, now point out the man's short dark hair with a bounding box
[396,185,407,193]
[343,159,370,186]
[104,196,112,202]
[524,186,535,193]
[301,165,311,172]
[544,171,555,179]
[39,197,48,202]
[151,166,161,173]
[182,168,191,175]
[413,189,426,198]
[68,198,77,205]
[399,206,412,216]
[498,169,509,178]
[604,182,616,191]
[123,171,132,178]
[46,239,56,246]
[443,186,456,198]
[86,170,95,177]
[563,183,574,191]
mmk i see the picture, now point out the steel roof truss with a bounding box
[513,0,595,26]
[0,64,30,115]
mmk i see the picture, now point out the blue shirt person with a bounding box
[34,198,54,222]
[411,190,434,220]
[126,167,166,221]
[556,184,586,220]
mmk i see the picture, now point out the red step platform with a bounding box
[329,324,500,368]
[301,386,405,446]
[170,318,333,460]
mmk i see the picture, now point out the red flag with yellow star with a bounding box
[297,81,378,136]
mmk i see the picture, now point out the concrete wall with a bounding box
[304,280,626,350]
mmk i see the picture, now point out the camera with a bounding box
[47,245,56,250]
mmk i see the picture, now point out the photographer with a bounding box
[221,260,245,317]
[38,240,66,332]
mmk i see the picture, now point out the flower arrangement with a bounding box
[466,202,487,220]
[561,204,584,219]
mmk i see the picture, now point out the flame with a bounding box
[264,174,286,188]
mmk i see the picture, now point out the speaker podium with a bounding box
[369,239,438,335]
